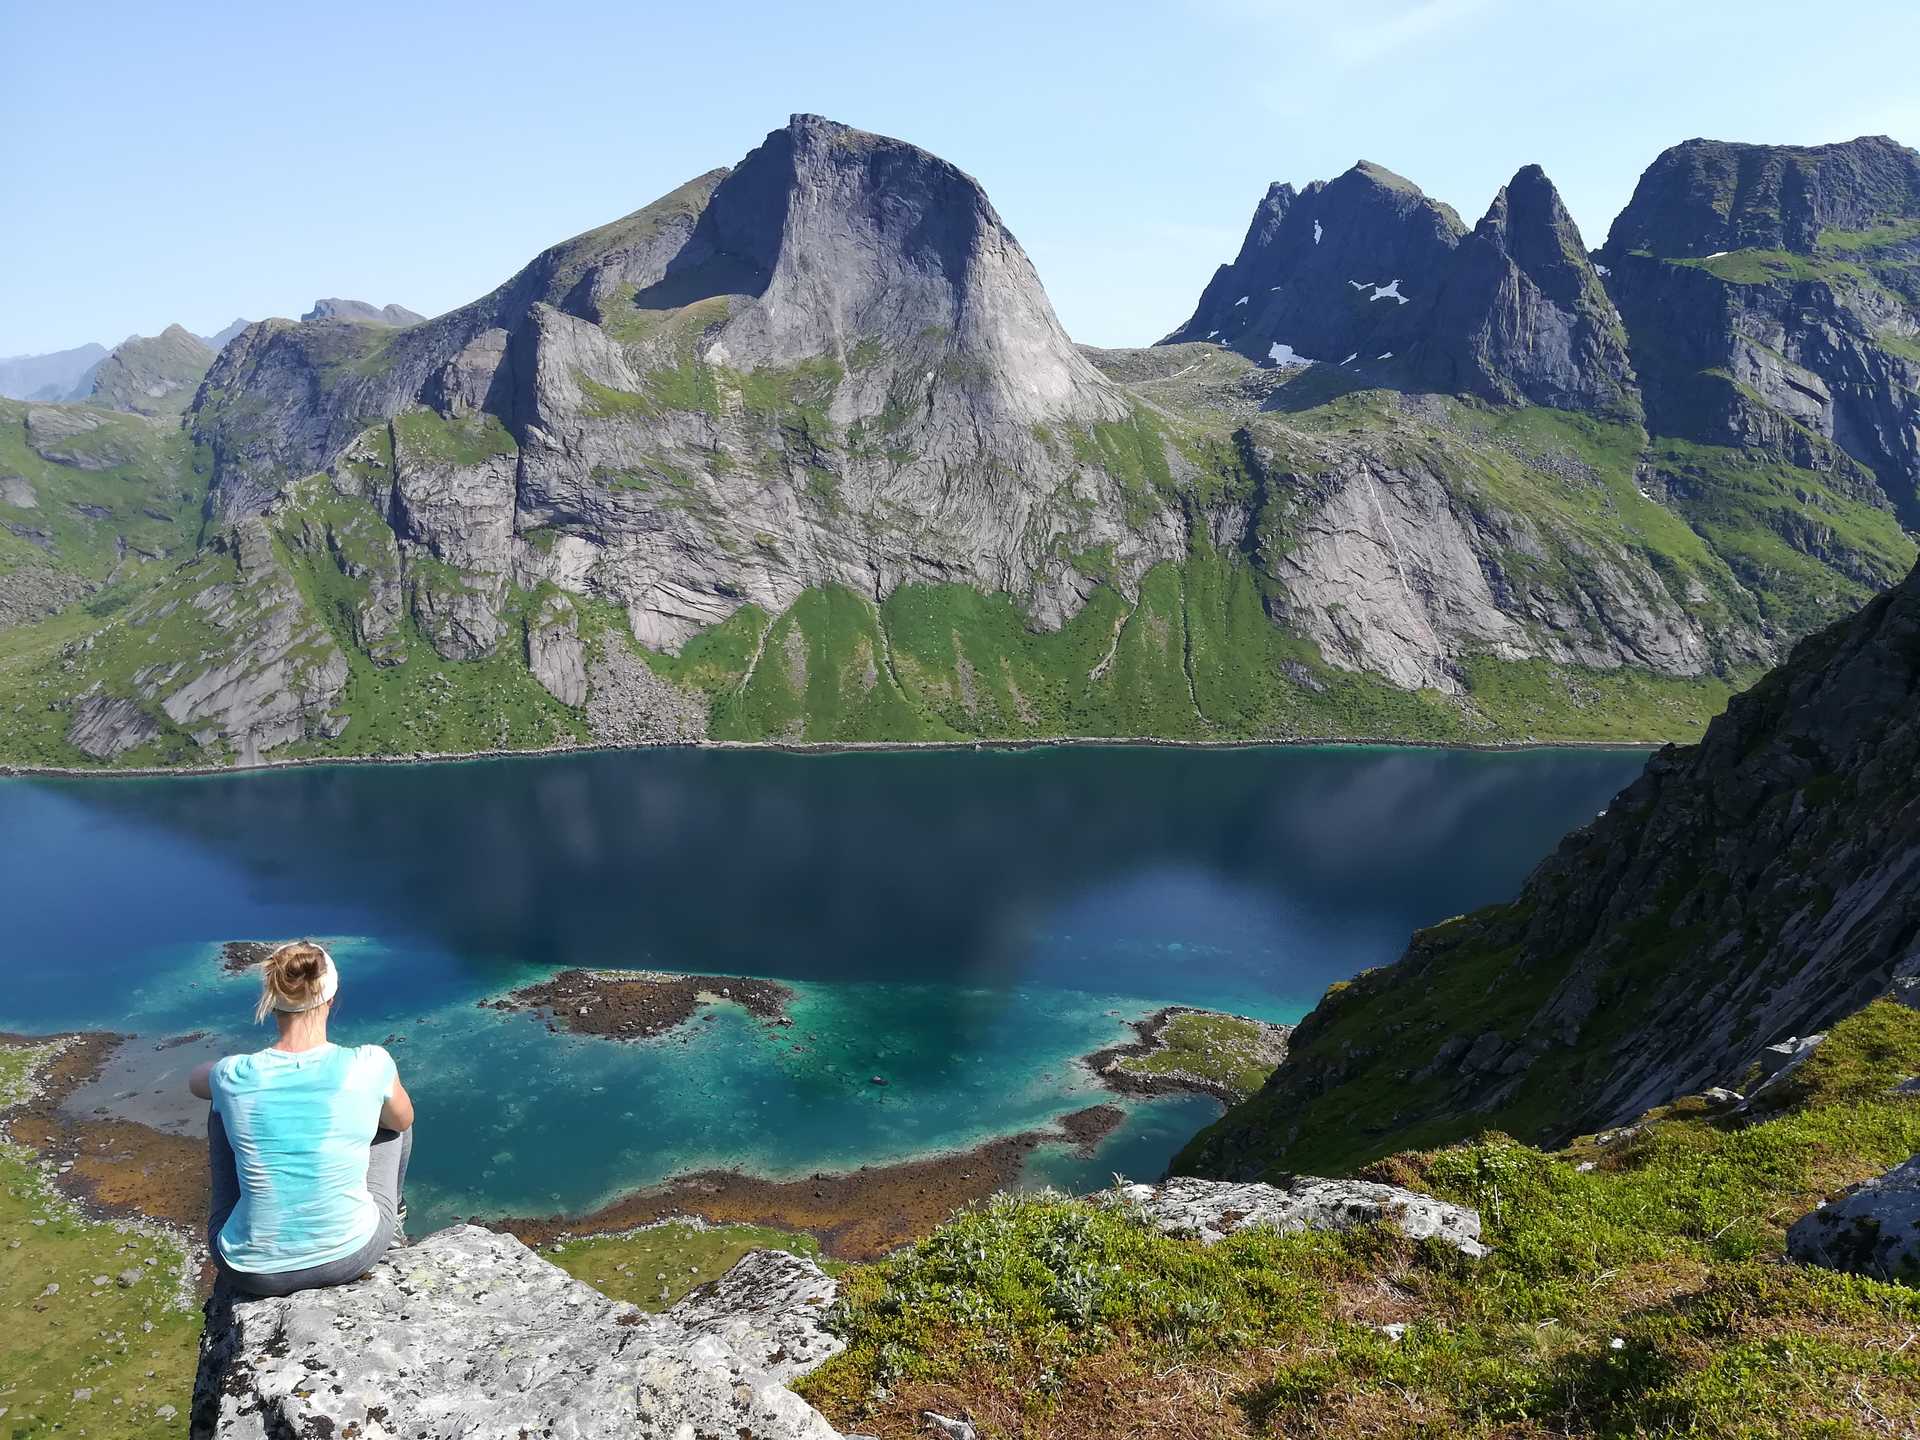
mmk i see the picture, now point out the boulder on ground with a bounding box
[1111,1174,1488,1258]
[190,1225,845,1439]
[1787,1154,1920,1286]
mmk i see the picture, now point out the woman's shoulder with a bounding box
[344,1043,397,1078]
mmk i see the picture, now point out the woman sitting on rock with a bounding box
[189,941,414,1297]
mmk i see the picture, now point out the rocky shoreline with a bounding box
[2,1026,1132,1265]
[0,1030,210,1243]
[483,968,795,1040]
[1083,1005,1292,1103]
[0,731,1658,783]
[494,1103,1128,1261]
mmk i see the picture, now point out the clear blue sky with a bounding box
[3,0,1916,357]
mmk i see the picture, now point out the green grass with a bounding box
[802,1003,1920,1439]
[0,399,202,586]
[1651,438,1916,636]
[542,1220,835,1312]
[391,408,517,467]
[0,1042,199,1438]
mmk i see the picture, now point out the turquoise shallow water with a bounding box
[0,744,1646,1230]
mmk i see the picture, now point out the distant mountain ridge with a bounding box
[0,120,1915,769]
[0,305,414,410]
[0,342,108,403]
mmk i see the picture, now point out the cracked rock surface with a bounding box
[191,1225,845,1440]
[1110,1174,1488,1258]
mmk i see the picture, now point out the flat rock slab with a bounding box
[1113,1175,1488,1258]
[670,1247,844,1382]
[191,1225,843,1439]
[1787,1153,1920,1286]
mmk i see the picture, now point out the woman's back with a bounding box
[211,1042,397,1274]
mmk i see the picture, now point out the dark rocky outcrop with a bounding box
[1605,135,1920,258]
[1421,166,1639,417]
[1179,554,1920,1180]
[1163,160,1467,372]
[1165,161,1635,415]
[1788,1153,1920,1285]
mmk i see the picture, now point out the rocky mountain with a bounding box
[0,341,107,402]
[1596,136,1920,528]
[200,318,251,350]
[0,120,1915,769]
[0,397,200,630]
[300,298,426,326]
[1177,552,1920,1180]
[1164,161,1637,417]
[84,324,216,416]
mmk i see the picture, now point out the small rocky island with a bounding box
[218,941,274,973]
[1085,1006,1291,1103]
[485,968,795,1040]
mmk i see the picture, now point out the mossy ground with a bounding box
[0,1043,199,1438]
[542,1220,835,1312]
[802,1002,1920,1438]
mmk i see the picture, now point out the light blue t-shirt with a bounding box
[210,1043,397,1273]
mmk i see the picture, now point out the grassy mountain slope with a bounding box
[1176,553,1920,1184]
[4,353,1910,767]
[797,1001,1920,1439]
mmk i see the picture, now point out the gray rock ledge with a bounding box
[191,1224,844,1438]
[1111,1175,1488,1258]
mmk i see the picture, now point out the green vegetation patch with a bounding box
[543,1220,831,1312]
[391,408,518,468]
[1,1042,198,1437]
[0,399,202,585]
[806,1003,1920,1439]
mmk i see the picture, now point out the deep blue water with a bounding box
[0,745,1645,1228]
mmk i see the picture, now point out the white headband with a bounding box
[273,945,339,1013]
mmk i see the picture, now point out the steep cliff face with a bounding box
[1422,166,1639,417]
[192,115,1157,658]
[1178,556,1920,1181]
[1605,135,1920,258]
[1598,135,1920,526]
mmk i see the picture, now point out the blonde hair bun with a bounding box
[255,941,338,1022]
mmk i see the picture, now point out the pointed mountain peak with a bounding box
[1345,159,1429,196]
[1475,165,1592,266]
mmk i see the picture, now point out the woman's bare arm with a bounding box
[189,1061,215,1101]
[381,1075,414,1133]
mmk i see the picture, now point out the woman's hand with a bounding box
[189,1061,215,1101]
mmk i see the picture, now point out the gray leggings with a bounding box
[207,1110,412,1297]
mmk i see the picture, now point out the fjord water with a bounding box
[0,746,1644,1228]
